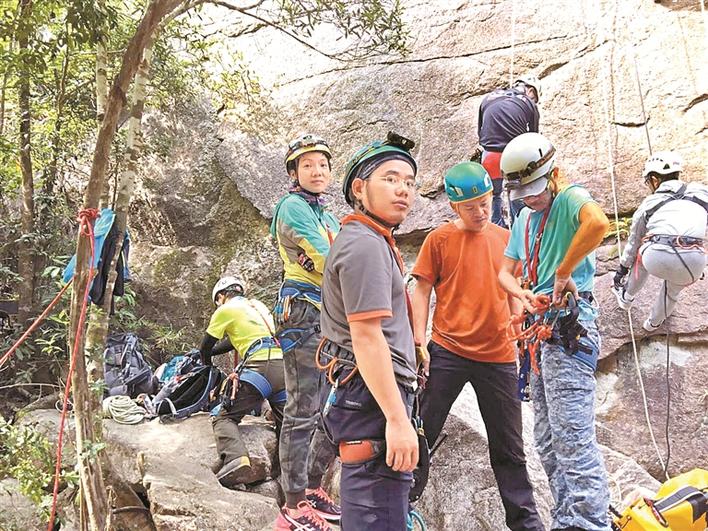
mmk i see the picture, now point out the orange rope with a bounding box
[315,336,358,386]
[507,294,553,374]
[47,208,100,531]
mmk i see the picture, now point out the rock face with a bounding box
[114,0,708,519]
[0,479,44,531]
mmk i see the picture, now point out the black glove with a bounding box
[470,146,483,163]
[613,265,629,289]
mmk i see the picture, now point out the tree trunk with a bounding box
[17,0,35,324]
[67,2,185,529]
[96,7,111,211]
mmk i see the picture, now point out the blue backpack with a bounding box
[152,362,225,422]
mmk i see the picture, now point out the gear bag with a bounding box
[612,468,708,531]
[153,365,225,422]
[103,332,155,398]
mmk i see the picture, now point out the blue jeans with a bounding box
[531,321,610,531]
[491,178,525,228]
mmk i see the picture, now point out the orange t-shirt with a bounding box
[412,221,515,363]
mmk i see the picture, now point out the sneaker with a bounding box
[274,500,332,530]
[306,486,341,522]
[642,318,663,333]
[216,455,251,488]
[612,286,634,310]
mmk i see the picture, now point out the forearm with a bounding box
[620,211,648,269]
[199,333,218,365]
[499,257,524,299]
[556,204,610,277]
[351,323,409,424]
[211,337,234,356]
[411,280,432,345]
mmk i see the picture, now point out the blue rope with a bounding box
[407,509,426,531]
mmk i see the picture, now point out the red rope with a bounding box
[47,208,99,531]
[0,278,73,370]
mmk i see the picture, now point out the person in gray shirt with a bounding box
[319,132,422,530]
[613,151,708,332]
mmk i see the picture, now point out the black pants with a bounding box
[420,341,544,531]
[321,372,414,531]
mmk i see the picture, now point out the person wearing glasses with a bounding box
[318,132,421,529]
[496,133,611,531]
[612,151,708,332]
[271,135,340,530]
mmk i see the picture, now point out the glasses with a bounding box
[372,174,418,191]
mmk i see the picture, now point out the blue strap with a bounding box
[270,389,287,404]
[240,369,273,399]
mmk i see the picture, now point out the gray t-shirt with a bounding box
[321,219,417,388]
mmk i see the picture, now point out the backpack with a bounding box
[612,468,708,531]
[103,333,155,398]
[152,365,225,422]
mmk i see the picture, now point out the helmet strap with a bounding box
[354,200,399,230]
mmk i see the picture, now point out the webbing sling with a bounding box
[644,182,708,224]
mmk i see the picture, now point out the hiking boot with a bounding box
[612,286,634,310]
[306,486,341,522]
[274,500,332,530]
[216,455,251,488]
[642,318,663,333]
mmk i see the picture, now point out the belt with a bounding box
[649,234,705,247]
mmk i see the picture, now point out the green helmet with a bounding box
[444,162,493,203]
[342,131,417,207]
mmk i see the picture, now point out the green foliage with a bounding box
[0,418,54,521]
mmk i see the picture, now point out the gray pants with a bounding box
[277,299,337,495]
[625,243,706,325]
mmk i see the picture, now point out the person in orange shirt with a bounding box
[411,162,544,531]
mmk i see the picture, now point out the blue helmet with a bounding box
[444,162,493,203]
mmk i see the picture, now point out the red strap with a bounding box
[524,205,552,288]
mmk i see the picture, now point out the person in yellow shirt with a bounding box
[199,276,285,489]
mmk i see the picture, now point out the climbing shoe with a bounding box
[306,486,341,522]
[642,318,663,333]
[216,455,251,488]
[612,286,634,310]
[274,500,332,530]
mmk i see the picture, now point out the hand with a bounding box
[552,274,578,307]
[470,145,483,163]
[415,344,430,377]
[518,289,538,314]
[385,417,419,472]
[297,252,315,272]
[613,265,629,289]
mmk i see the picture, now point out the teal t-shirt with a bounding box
[504,184,598,321]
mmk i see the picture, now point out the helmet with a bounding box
[514,74,541,102]
[444,162,493,203]
[643,151,683,180]
[342,131,417,207]
[212,276,244,304]
[501,133,556,201]
[285,134,331,173]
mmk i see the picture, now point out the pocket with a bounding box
[571,333,599,371]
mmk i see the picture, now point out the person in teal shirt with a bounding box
[271,135,340,530]
[498,133,612,531]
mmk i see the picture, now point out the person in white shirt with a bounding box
[613,151,708,332]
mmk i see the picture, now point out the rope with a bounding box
[509,0,516,87]
[598,29,668,478]
[632,53,652,156]
[102,395,147,425]
[0,278,74,370]
[47,208,100,531]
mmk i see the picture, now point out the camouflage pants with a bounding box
[531,320,610,531]
[277,299,337,495]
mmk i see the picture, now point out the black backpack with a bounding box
[152,365,225,422]
[103,332,155,398]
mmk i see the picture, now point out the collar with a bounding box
[289,185,325,208]
[341,213,405,273]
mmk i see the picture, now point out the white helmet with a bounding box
[501,133,556,201]
[212,276,245,304]
[642,151,683,179]
[514,74,541,102]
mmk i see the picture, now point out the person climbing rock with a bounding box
[318,132,420,530]
[271,135,340,530]
[612,151,708,333]
[411,161,545,531]
[496,133,611,531]
[477,74,541,228]
[200,276,285,489]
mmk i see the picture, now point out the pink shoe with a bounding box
[306,487,341,522]
[274,500,332,531]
